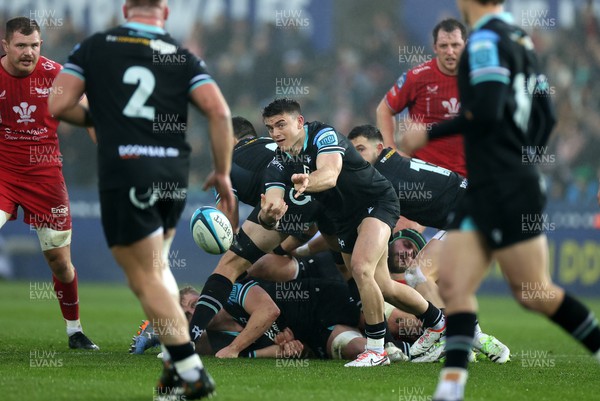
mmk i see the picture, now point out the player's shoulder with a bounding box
[306,121,342,150]
[469,13,519,51]
[408,59,436,77]
[35,56,62,77]
[238,136,274,148]
[377,147,399,165]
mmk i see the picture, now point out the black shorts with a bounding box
[336,193,400,253]
[100,186,186,247]
[448,176,547,250]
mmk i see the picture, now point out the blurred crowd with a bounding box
[2,2,598,206]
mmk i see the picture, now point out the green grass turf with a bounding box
[0,281,599,401]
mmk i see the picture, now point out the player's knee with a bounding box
[229,227,267,265]
[350,262,374,283]
[43,249,72,279]
[437,275,457,302]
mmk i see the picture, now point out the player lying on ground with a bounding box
[131,277,448,363]
[388,229,510,363]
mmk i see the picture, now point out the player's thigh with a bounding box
[352,217,392,268]
[0,178,20,228]
[493,234,552,294]
[111,231,164,286]
[437,230,492,299]
[414,234,444,282]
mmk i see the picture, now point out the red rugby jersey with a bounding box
[0,55,63,182]
[385,58,466,177]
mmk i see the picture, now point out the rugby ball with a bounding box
[190,207,234,254]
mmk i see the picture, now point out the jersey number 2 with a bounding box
[122,66,155,120]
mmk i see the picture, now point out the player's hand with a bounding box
[400,120,428,153]
[204,171,235,214]
[291,173,309,197]
[260,194,288,225]
[274,327,295,345]
[279,339,304,359]
[215,345,240,359]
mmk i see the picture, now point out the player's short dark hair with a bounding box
[126,0,166,8]
[262,98,302,118]
[232,116,257,140]
[347,124,384,143]
[432,18,467,44]
[5,17,40,41]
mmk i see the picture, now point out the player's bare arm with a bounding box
[292,152,341,197]
[189,82,236,214]
[48,73,93,127]
[215,285,280,358]
[376,98,398,150]
[259,188,288,229]
[400,122,429,153]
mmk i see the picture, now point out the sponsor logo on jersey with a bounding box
[395,73,406,89]
[411,65,431,75]
[33,87,50,97]
[149,39,177,54]
[379,149,395,163]
[12,102,36,124]
[41,60,57,70]
[315,131,337,149]
[442,98,460,117]
[268,159,285,171]
[118,145,180,159]
[426,85,438,94]
[51,205,69,217]
[288,187,311,206]
[367,206,374,214]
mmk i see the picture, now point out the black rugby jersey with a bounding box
[458,12,555,186]
[223,279,283,344]
[264,121,398,225]
[216,137,277,206]
[375,148,467,229]
[63,22,215,190]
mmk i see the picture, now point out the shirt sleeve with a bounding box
[263,154,288,193]
[187,53,215,92]
[467,29,511,86]
[313,127,345,156]
[62,38,93,81]
[228,279,258,309]
[384,72,415,113]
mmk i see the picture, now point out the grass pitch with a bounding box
[0,281,598,401]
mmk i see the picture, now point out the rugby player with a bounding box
[376,18,467,177]
[402,1,600,400]
[49,0,234,398]
[260,98,446,366]
[0,17,98,350]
